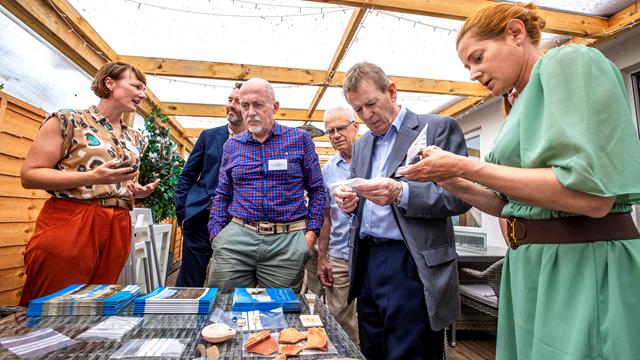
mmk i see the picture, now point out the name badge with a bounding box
[268,159,288,171]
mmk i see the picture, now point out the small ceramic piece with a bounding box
[201,323,236,343]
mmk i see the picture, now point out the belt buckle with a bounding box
[99,198,113,208]
[257,221,274,235]
[506,217,527,249]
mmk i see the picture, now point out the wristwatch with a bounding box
[394,182,403,206]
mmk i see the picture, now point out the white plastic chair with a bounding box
[119,209,171,293]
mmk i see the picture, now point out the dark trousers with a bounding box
[176,210,212,287]
[358,241,444,360]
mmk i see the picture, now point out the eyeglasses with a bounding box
[326,122,354,137]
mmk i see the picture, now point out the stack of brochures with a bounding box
[27,284,141,316]
[232,288,301,313]
[133,287,218,314]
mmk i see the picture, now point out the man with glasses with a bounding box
[174,82,246,287]
[317,105,359,340]
[207,78,325,293]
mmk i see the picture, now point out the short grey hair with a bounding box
[323,105,357,123]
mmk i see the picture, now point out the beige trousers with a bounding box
[325,256,358,341]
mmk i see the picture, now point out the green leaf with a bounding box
[138,108,185,222]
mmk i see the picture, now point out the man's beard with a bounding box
[227,113,242,125]
[248,124,263,134]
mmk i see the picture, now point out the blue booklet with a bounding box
[133,287,218,314]
[27,284,141,316]
[232,288,301,313]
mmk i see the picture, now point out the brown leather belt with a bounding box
[231,217,306,235]
[506,213,639,249]
[65,197,133,211]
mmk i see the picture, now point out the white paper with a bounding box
[404,123,428,166]
[329,177,369,189]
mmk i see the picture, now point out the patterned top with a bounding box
[46,105,144,200]
[208,122,326,238]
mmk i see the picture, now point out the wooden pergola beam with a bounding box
[437,2,640,119]
[607,2,640,32]
[307,8,366,118]
[1,0,193,151]
[438,96,487,118]
[161,103,327,122]
[119,55,328,85]
[314,147,338,156]
[120,56,489,97]
[306,0,608,37]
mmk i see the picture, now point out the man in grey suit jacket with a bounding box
[173,82,246,287]
[335,62,470,360]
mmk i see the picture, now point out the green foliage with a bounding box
[138,107,185,223]
[0,83,4,91]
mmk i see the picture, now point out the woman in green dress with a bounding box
[398,3,640,359]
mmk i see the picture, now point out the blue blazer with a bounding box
[174,125,229,224]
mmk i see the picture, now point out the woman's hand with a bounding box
[91,160,139,185]
[126,179,160,198]
[397,145,464,183]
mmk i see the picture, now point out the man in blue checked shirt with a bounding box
[207,78,326,293]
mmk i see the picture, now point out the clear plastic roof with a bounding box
[1,0,637,143]
[0,9,98,114]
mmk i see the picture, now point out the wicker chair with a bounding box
[450,258,504,346]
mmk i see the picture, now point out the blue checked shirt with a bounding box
[208,123,326,238]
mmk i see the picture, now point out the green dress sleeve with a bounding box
[521,45,640,203]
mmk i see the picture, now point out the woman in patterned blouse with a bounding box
[19,61,159,305]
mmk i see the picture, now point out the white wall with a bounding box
[456,98,505,247]
[455,26,640,246]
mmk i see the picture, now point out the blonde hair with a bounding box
[456,2,546,48]
[91,61,146,99]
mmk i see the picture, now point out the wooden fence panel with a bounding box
[0,91,46,305]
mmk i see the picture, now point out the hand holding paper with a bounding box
[395,124,428,177]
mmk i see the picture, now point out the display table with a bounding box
[0,294,364,359]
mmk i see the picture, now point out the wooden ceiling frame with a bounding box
[4,0,639,156]
[306,7,366,119]
[0,0,194,151]
[119,55,489,97]
[306,0,609,37]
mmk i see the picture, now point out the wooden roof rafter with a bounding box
[307,0,640,119]
[306,0,609,37]
[306,7,366,119]
[0,0,194,151]
[118,55,489,97]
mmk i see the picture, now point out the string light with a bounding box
[375,10,458,34]
[44,0,111,62]
[125,0,347,19]
[455,97,489,121]
[150,75,328,89]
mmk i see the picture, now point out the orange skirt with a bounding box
[19,198,132,305]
